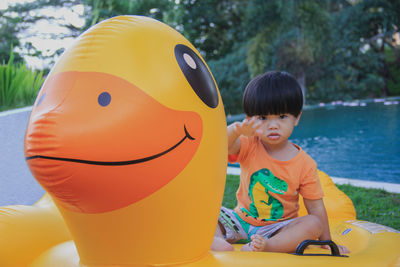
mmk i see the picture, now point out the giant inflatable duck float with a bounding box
[0,16,399,267]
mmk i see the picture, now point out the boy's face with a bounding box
[246,113,301,146]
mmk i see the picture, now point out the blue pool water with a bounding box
[291,101,400,183]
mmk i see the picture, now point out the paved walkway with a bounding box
[0,107,45,206]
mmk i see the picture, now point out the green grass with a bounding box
[222,174,400,230]
[336,184,400,230]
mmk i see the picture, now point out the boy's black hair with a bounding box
[242,71,303,117]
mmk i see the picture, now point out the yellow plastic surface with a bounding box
[0,194,71,266]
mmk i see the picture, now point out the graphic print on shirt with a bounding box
[241,168,288,221]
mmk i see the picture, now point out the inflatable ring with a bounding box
[0,16,399,266]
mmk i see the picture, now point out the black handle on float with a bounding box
[295,240,348,257]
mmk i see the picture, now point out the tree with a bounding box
[0,10,24,63]
[350,0,400,96]
[83,0,175,29]
[174,0,247,60]
[208,42,250,115]
[2,0,86,69]
[245,0,333,103]
[309,0,400,101]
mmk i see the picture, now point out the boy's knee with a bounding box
[291,215,323,238]
[211,236,234,251]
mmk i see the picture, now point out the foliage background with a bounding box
[1,0,399,114]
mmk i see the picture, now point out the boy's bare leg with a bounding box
[211,222,234,251]
[242,215,323,252]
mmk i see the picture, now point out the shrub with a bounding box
[0,51,44,111]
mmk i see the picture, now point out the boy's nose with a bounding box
[267,119,279,129]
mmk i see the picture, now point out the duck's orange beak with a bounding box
[25,71,202,213]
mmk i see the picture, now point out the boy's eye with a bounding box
[279,115,287,119]
[259,116,267,120]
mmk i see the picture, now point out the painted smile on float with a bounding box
[25,125,195,166]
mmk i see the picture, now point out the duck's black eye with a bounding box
[98,92,111,107]
[175,44,219,108]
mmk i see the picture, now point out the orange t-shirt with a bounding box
[230,136,323,226]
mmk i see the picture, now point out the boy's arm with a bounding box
[227,122,241,155]
[303,198,331,240]
[303,198,350,254]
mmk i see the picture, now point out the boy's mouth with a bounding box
[267,133,280,140]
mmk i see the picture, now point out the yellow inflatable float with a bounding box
[0,15,399,267]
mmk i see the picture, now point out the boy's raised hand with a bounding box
[235,117,263,137]
[227,116,263,155]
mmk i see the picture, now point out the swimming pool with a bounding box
[294,100,399,183]
[228,99,400,184]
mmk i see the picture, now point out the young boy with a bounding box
[212,71,348,254]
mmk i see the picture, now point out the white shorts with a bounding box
[218,206,294,244]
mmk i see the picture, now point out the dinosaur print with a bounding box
[241,168,288,222]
